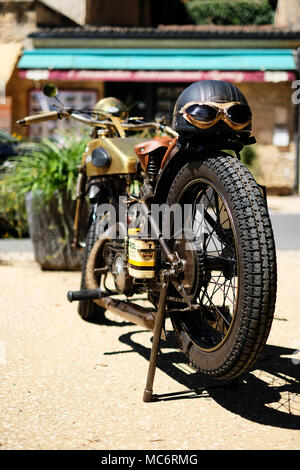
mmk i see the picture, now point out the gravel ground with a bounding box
[0,195,299,451]
[0,247,299,451]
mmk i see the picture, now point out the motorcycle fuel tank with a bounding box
[84,137,145,176]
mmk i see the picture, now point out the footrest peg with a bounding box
[67,288,102,302]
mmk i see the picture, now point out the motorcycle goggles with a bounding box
[179,101,252,131]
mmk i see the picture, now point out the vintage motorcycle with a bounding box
[18,80,277,401]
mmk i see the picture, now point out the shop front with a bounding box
[16,45,299,192]
[17,47,296,132]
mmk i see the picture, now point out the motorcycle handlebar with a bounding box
[162,125,178,138]
[17,110,65,126]
[122,121,178,138]
[17,109,178,138]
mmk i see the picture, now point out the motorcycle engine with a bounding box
[112,253,133,295]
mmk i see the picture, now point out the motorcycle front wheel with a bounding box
[167,154,277,380]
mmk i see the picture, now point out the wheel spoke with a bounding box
[173,178,238,350]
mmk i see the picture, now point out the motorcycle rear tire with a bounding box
[167,155,277,380]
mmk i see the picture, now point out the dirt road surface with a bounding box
[0,197,300,450]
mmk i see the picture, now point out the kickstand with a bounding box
[143,276,169,402]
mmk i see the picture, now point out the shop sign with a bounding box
[19,69,296,83]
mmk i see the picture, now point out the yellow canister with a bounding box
[128,228,157,279]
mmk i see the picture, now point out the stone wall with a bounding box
[0,2,36,44]
[254,144,297,194]
[236,81,298,193]
[275,0,300,30]
[237,81,296,145]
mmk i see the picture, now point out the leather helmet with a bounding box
[172,80,252,135]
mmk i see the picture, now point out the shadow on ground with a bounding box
[90,311,300,430]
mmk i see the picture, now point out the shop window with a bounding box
[105,82,151,119]
[28,89,98,139]
[105,82,186,123]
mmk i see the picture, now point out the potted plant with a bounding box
[0,132,88,270]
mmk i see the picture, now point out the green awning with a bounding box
[18,48,296,71]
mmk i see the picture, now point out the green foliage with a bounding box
[0,132,88,237]
[0,128,19,145]
[0,130,25,237]
[225,145,258,176]
[185,0,274,25]
[0,190,28,238]
[240,144,257,168]
[1,133,87,202]
[240,144,259,178]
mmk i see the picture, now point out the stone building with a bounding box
[1,0,300,193]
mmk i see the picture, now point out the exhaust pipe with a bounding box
[74,233,157,332]
[94,296,155,331]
